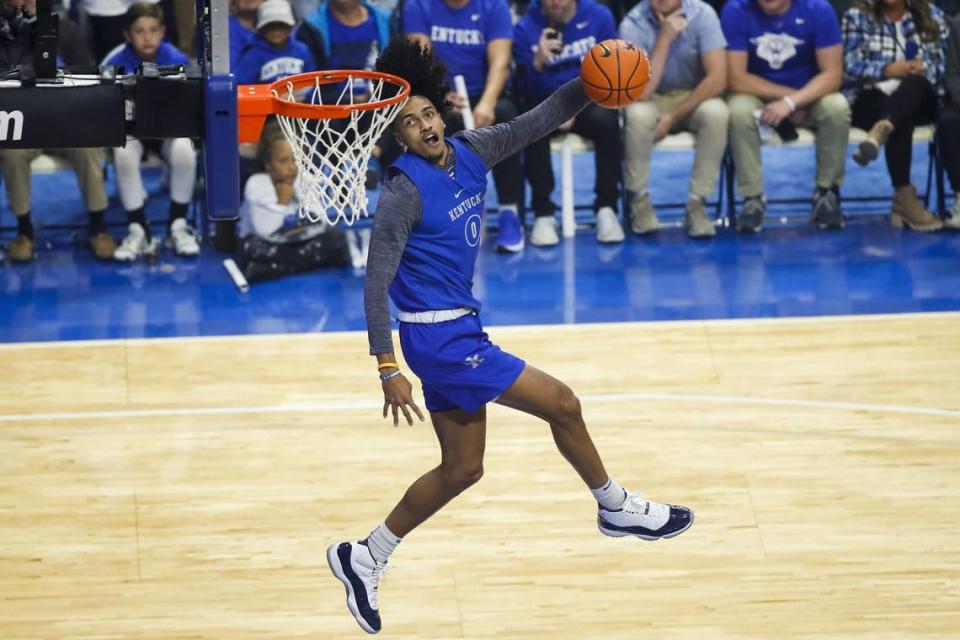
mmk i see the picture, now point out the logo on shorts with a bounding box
[463,354,484,369]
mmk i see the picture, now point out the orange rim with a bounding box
[268,70,411,120]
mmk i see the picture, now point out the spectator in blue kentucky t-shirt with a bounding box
[236,0,316,84]
[721,0,851,232]
[514,0,625,247]
[404,0,526,253]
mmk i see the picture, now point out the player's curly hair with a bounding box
[375,37,452,120]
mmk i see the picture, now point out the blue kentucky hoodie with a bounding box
[234,33,316,85]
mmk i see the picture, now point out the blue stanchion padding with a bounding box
[204,73,240,220]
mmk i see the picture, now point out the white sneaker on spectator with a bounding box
[596,206,625,243]
[167,218,200,256]
[530,216,560,247]
[114,223,159,262]
[946,199,960,230]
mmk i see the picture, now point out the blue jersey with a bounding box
[105,41,189,72]
[235,34,316,84]
[403,0,513,97]
[721,0,841,89]
[513,0,617,102]
[388,137,488,313]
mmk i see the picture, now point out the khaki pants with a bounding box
[0,148,108,217]
[623,92,729,199]
[727,92,850,198]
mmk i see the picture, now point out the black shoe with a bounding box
[813,186,844,230]
[736,196,766,233]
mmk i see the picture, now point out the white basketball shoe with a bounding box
[327,540,387,634]
[597,490,694,541]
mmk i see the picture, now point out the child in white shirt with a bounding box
[237,122,351,282]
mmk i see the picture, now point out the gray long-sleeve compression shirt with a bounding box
[364,78,592,355]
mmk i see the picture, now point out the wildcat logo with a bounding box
[463,354,484,368]
[0,110,24,142]
[750,32,804,70]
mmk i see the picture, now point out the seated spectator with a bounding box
[842,0,947,232]
[0,0,115,263]
[106,2,199,260]
[237,123,352,282]
[236,0,316,84]
[619,0,728,238]
[722,0,851,231]
[231,0,264,69]
[404,0,526,253]
[85,0,181,64]
[940,8,960,229]
[514,0,625,246]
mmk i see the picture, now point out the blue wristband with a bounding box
[379,369,401,382]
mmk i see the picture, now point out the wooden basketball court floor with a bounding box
[2,312,959,639]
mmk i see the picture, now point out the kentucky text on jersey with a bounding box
[430,25,484,45]
[448,193,484,221]
[260,57,306,81]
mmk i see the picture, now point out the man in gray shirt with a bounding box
[619,0,728,237]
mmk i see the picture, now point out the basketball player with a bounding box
[327,39,693,635]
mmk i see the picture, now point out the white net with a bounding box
[273,74,409,226]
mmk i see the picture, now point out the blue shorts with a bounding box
[399,312,526,414]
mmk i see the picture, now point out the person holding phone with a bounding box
[619,0,729,237]
[513,0,626,246]
[841,0,948,231]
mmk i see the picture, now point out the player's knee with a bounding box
[554,385,582,424]
[442,462,484,494]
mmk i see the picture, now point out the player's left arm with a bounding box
[458,77,590,169]
[474,38,511,127]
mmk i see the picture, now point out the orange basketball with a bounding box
[580,39,650,109]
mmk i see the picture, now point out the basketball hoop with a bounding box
[238,70,410,226]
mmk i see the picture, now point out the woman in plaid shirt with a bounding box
[842,0,949,231]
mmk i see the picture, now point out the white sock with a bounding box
[591,477,627,510]
[500,203,518,214]
[364,522,402,564]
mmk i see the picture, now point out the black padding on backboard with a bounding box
[0,83,125,149]
[130,76,203,140]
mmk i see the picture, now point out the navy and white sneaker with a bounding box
[327,540,387,634]
[597,491,694,541]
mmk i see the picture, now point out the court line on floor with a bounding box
[2,310,959,350]
[1,392,957,423]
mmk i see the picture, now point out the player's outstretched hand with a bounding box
[382,374,425,427]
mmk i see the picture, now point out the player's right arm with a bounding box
[458,77,591,169]
[364,173,426,427]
